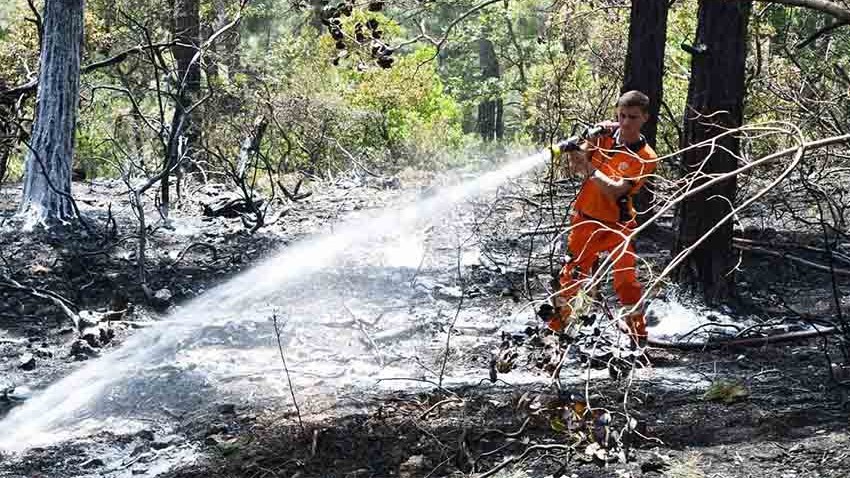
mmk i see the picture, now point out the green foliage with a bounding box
[343,46,462,149]
[1,0,848,185]
[0,0,39,86]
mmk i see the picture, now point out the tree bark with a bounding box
[162,0,201,218]
[0,81,12,184]
[622,0,668,148]
[477,37,503,141]
[19,0,85,227]
[675,0,751,303]
[622,0,669,223]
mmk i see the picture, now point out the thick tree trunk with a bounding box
[675,0,751,303]
[19,0,84,228]
[162,0,201,218]
[477,37,503,142]
[172,0,201,94]
[622,0,668,148]
[622,0,669,223]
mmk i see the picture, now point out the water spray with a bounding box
[0,150,548,453]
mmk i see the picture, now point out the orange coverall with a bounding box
[551,135,657,340]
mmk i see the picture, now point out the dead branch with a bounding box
[166,242,219,268]
[795,20,848,48]
[278,177,312,201]
[677,321,744,341]
[733,242,850,276]
[25,0,42,49]
[271,312,305,434]
[476,443,572,478]
[753,0,850,23]
[417,397,463,421]
[499,195,542,208]
[474,417,532,441]
[733,236,850,266]
[0,277,80,329]
[649,326,838,350]
[342,303,384,367]
[0,42,179,100]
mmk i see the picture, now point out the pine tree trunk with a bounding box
[477,37,503,142]
[675,0,751,303]
[622,0,668,148]
[162,0,201,217]
[622,0,669,223]
[19,0,84,227]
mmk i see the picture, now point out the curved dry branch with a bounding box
[754,0,850,23]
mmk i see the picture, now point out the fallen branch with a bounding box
[732,236,850,266]
[0,337,27,345]
[417,396,463,421]
[649,326,838,350]
[166,242,218,268]
[474,417,532,440]
[476,443,572,478]
[278,177,312,201]
[0,278,80,328]
[342,303,384,367]
[734,242,850,276]
[518,224,564,237]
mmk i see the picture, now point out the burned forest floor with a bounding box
[1,164,850,478]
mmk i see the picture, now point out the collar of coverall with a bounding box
[611,129,647,153]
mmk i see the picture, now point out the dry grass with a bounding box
[667,452,706,478]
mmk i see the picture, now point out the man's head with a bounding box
[615,90,650,142]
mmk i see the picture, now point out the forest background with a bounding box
[0,0,849,316]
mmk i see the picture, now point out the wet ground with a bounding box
[1,163,849,478]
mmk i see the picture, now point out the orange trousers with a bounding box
[551,214,646,338]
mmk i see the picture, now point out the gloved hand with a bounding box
[584,121,619,138]
[550,138,580,159]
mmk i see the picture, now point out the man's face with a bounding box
[616,105,649,139]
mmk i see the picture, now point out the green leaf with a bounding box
[702,380,749,404]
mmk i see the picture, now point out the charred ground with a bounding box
[1,172,849,478]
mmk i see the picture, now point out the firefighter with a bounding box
[547,90,658,346]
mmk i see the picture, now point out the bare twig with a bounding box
[271,312,305,434]
[476,443,572,478]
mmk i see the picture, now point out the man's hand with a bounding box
[556,138,581,152]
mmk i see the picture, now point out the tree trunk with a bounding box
[675,0,751,303]
[477,37,503,142]
[162,0,201,218]
[0,84,12,184]
[172,0,202,95]
[622,0,669,223]
[19,0,84,228]
[622,0,668,148]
